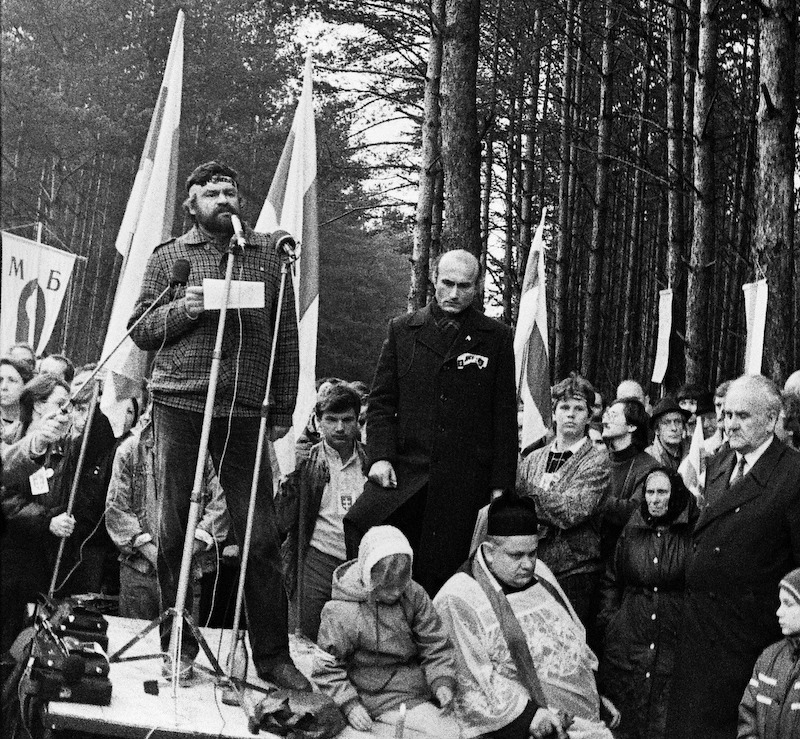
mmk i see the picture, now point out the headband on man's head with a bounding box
[487,493,539,536]
[185,161,239,192]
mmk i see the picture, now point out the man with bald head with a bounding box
[345,249,518,596]
[667,374,800,738]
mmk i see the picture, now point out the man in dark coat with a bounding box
[344,249,518,596]
[667,374,800,739]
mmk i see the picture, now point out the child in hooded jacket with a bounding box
[312,525,460,737]
[738,567,800,739]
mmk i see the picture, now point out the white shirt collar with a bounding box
[735,434,774,473]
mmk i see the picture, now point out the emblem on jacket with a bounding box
[457,353,489,370]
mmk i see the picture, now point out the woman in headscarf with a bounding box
[597,467,698,739]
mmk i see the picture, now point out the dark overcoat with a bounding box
[344,304,517,590]
[666,438,800,739]
[598,502,695,739]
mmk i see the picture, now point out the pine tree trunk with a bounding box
[582,1,614,381]
[410,0,444,311]
[682,0,701,250]
[479,0,503,299]
[555,0,576,377]
[503,76,517,324]
[622,25,650,379]
[665,0,685,391]
[440,0,481,256]
[566,4,585,370]
[685,0,719,386]
[754,0,796,378]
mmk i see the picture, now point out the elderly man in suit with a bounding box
[667,374,800,739]
[344,249,518,596]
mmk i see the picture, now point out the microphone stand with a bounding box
[48,276,184,596]
[163,238,238,695]
[223,239,298,706]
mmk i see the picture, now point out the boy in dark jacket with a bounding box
[312,525,460,737]
[738,567,800,738]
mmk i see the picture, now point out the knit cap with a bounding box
[358,525,413,589]
[780,567,800,606]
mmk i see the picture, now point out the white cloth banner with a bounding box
[742,279,768,375]
[651,288,673,384]
[1,232,77,355]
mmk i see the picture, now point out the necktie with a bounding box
[730,456,747,485]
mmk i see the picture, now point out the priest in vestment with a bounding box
[434,494,616,739]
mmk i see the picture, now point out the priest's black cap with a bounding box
[487,493,539,537]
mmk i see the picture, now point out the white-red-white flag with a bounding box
[679,417,706,500]
[256,53,319,476]
[515,209,551,450]
[99,10,183,435]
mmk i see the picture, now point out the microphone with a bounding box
[229,214,247,251]
[170,259,190,287]
[271,229,297,257]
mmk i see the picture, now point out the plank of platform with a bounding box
[42,616,437,738]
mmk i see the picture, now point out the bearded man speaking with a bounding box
[129,161,308,690]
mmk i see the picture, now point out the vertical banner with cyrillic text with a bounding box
[1,231,77,355]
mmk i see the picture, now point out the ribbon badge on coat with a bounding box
[457,353,489,370]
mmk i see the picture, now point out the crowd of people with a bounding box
[3,160,800,739]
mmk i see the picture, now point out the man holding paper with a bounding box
[129,161,307,689]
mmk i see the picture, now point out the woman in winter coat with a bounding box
[598,466,698,739]
[1,374,74,652]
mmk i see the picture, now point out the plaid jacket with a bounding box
[129,225,299,424]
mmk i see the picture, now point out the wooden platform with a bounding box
[42,616,437,738]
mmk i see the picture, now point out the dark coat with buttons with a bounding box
[598,500,696,739]
[667,438,800,739]
[344,304,517,593]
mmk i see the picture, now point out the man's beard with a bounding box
[197,208,236,236]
